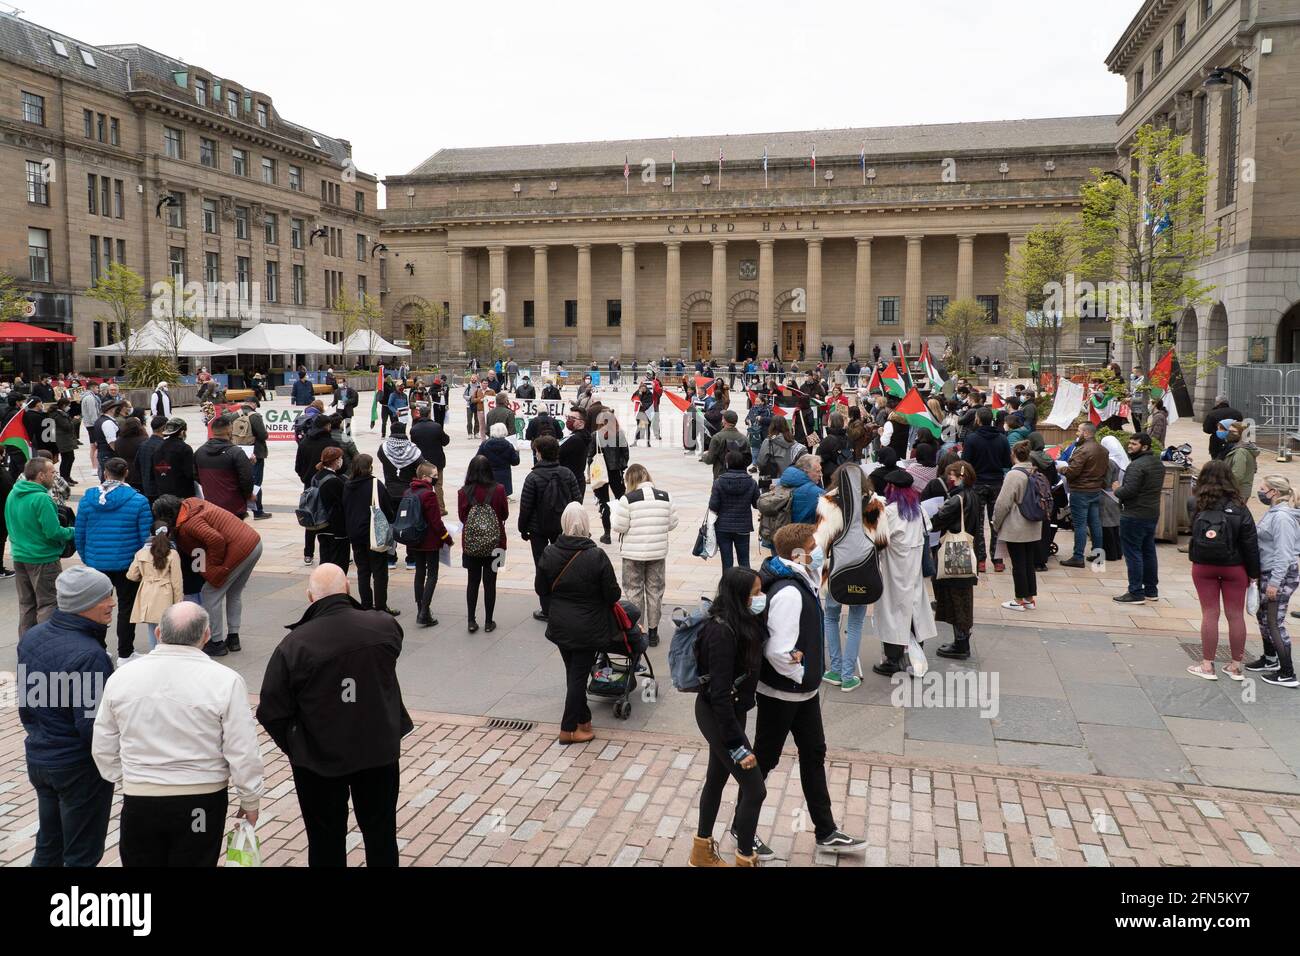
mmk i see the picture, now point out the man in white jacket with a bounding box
[92,601,264,867]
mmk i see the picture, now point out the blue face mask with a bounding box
[749,594,767,616]
[808,547,826,575]
[1216,431,1228,441]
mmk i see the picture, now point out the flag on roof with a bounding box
[0,410,32,461]
[880,361,907,398]
[895,388,941,440]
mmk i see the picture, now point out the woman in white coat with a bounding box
[610,464,679,647]
[870,467,938,677]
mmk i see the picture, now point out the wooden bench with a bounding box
[224,389,255,402]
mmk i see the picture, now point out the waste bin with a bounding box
[1157,462,1196,542]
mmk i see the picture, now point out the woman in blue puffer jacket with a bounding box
[73,457,153,661]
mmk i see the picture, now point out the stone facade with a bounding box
[1,13,380,375]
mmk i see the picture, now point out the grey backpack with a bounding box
[827,467,883,606]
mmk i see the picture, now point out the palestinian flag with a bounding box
[991,391,1004,410]
[864,365,882,393]
[896,340,913,388]
[895,388,941,440]
[663,390,691,413]
[370,365,385,427]
[1088,391,1122,426]
[1148,348,1174,394]
[920,341,946,391]
[1044,444,1063,461]
[880,361,907,398]
[771,404,787,417]
[0,410,32,461]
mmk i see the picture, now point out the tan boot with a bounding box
[734,851,759,867]
[577,722,593,735]
[688,836,727,867]
[558,731,575,745]
[571,726,595,743]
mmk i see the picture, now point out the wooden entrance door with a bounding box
[781,322,806,361]
[692,323,712,361]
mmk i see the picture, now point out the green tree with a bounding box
[1000,220,1086,384]
[403,301,449,367]
[0,272,29,323]
[934,298,996,371]
[1078,123,1216,373]
[87,262,147,372]
[149,276,198,372]
[464,312,504,364]
[333,290,363,369]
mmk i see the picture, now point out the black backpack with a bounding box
[724,437,749,465]
[392,489,430,546]
[538,471,568,539]
[1191,503,1239,565]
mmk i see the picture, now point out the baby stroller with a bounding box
[1046,480,1071,554]
[587,600,658,720]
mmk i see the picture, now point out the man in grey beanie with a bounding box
[17,565,116,866]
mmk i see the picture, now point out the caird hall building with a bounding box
[381,0,1300,410]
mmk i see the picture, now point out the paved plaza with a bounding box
[2,383,1300,866]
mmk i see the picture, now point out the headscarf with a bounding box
[560,501,590,538]
[381,434,422,469]
[1100,435,1130,480]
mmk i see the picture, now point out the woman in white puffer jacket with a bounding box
[610,464,679,647]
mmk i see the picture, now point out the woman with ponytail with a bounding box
[125,524,183,651]
[1247,475,1300,688]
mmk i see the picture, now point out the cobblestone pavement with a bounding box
[3,708,1297,868]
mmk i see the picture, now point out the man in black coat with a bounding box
[295,416,345,564]
[410,414,449,513]
[557,415,590,502]
[257,565,412,867]
[332,376,359,438]
[514,375,537,400]
[1204,395,1244,460]
[150,418,197,500]
[518,436,581,622]
[961,407,1012,569]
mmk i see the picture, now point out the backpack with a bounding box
[667,598,714,692]
[1017,468,1052,523]
[1191,503,1239,565]
[757,484,794,545]
[293,412,313,443]
[463,486,502,558]
[392,489,430,547]
[533,415,556,440]
[747,413,768,449]
[724,437,750,465]
[295,473,334,530]
[826,467,883,605]
[538,470,568,539]
[231,412,254,446]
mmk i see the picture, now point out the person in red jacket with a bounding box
[458,455,509,634]
[408,462,452,628]
[158,496,263,657]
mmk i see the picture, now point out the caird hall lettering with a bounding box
[666,220,819,235]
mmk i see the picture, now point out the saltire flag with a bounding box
[919,341,946,391]
[1089,391,1122,426]
[895,388,942,440]
[991,391,1005,410]
[880,361,907,398]
[0,410,32,461]
[370,364,385,426]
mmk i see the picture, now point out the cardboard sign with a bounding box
[511,399,568,422]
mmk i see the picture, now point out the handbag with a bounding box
[936,495,977,581]
[369,477,394,552]
[590,454,608,490]
[692,510,718,560]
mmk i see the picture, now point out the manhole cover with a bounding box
[1179,642,1233,664]
[485,718,536,733]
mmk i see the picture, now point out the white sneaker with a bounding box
[116,652,143,666]
[1001,600,1027,612]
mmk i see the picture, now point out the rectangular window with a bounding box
[237,256,251,302]
[195,78,208,107]
[265,213,279,245]
[1221,78,1241,207]
[103,236,113,267]
[84,109,93,138]
[26,161,49,205]
[110,117,119,146]
[200,137,217,168]
[355,191,365,212]
[29,228,51,282]
[116,239,125,264]
[87,174,98,215]
[1134,68,1144,97]
[203,199,218,234]
[261,157,276,185]
[256,103,268,128]
[1201,0,1213,26]
[289,165,303,191]
[164,126,183,159]
[235,205,250,240]
[90,236,101,285]
[291,218,304,249]
[356,234,367,261]
[167,191,185,229]
[293,264,305,305]
[523,300,535,328]
[926,295,949,325]
[52,38,68,57]
[564,300,577,328]
[113,179,124,219]
[96,113,106,142]
[977,294,1000,325]
[22,92,45,125]
[227,89,239,117]
[358,276,367,300]
[101,177,110,218]
[266,261,279,303]
[169,246,185,282]
[205,251,220,287]
[232,148,248,177]
[606,299,622,327]
[1153,43,1164,75]
[1174,17,1187,51]
[877,296,900,326]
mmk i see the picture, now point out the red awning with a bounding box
[0,322,76,344]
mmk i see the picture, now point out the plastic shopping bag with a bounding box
[906,635,929,678]
[1246,581,1261,616]
[224,819,262,868]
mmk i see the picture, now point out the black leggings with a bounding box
[413,550,439,612]
[695,695,765,855]
[466,558,498,623]
[594,471,626,535]
[1008,540,1038,600]
[352,540,389,611]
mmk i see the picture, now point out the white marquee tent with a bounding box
[88,320,234,358]
[221,323,338,357]
[342,330,411,358]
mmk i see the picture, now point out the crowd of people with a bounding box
[6,342,1299,869]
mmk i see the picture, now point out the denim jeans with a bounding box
[1069,489,1104,561]
[716,530,751,572]
[1120,516,1159,597]
[823,590,866,679]
[28,761,114,867]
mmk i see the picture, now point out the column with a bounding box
[532,245,549,359]
[710,240,727,360]
[446,246,464,355]
[576,242,592,360]
[854,237,872,354]
[805,237,823,357]
[956,233,975,302]
[487,244,508,325]
[1005,233,1027,369]
[758,238,775,360]
[620,241,636,359]
[903,234,924,345]
[664,240,682,358]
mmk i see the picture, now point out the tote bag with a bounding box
[936,495,977,581]
[369,478,394,552]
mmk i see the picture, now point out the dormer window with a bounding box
[195,78,208,107]
[257,103,268,128]
[80,48,96,68]
[51,39,68,57]
[227,89,239,118]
